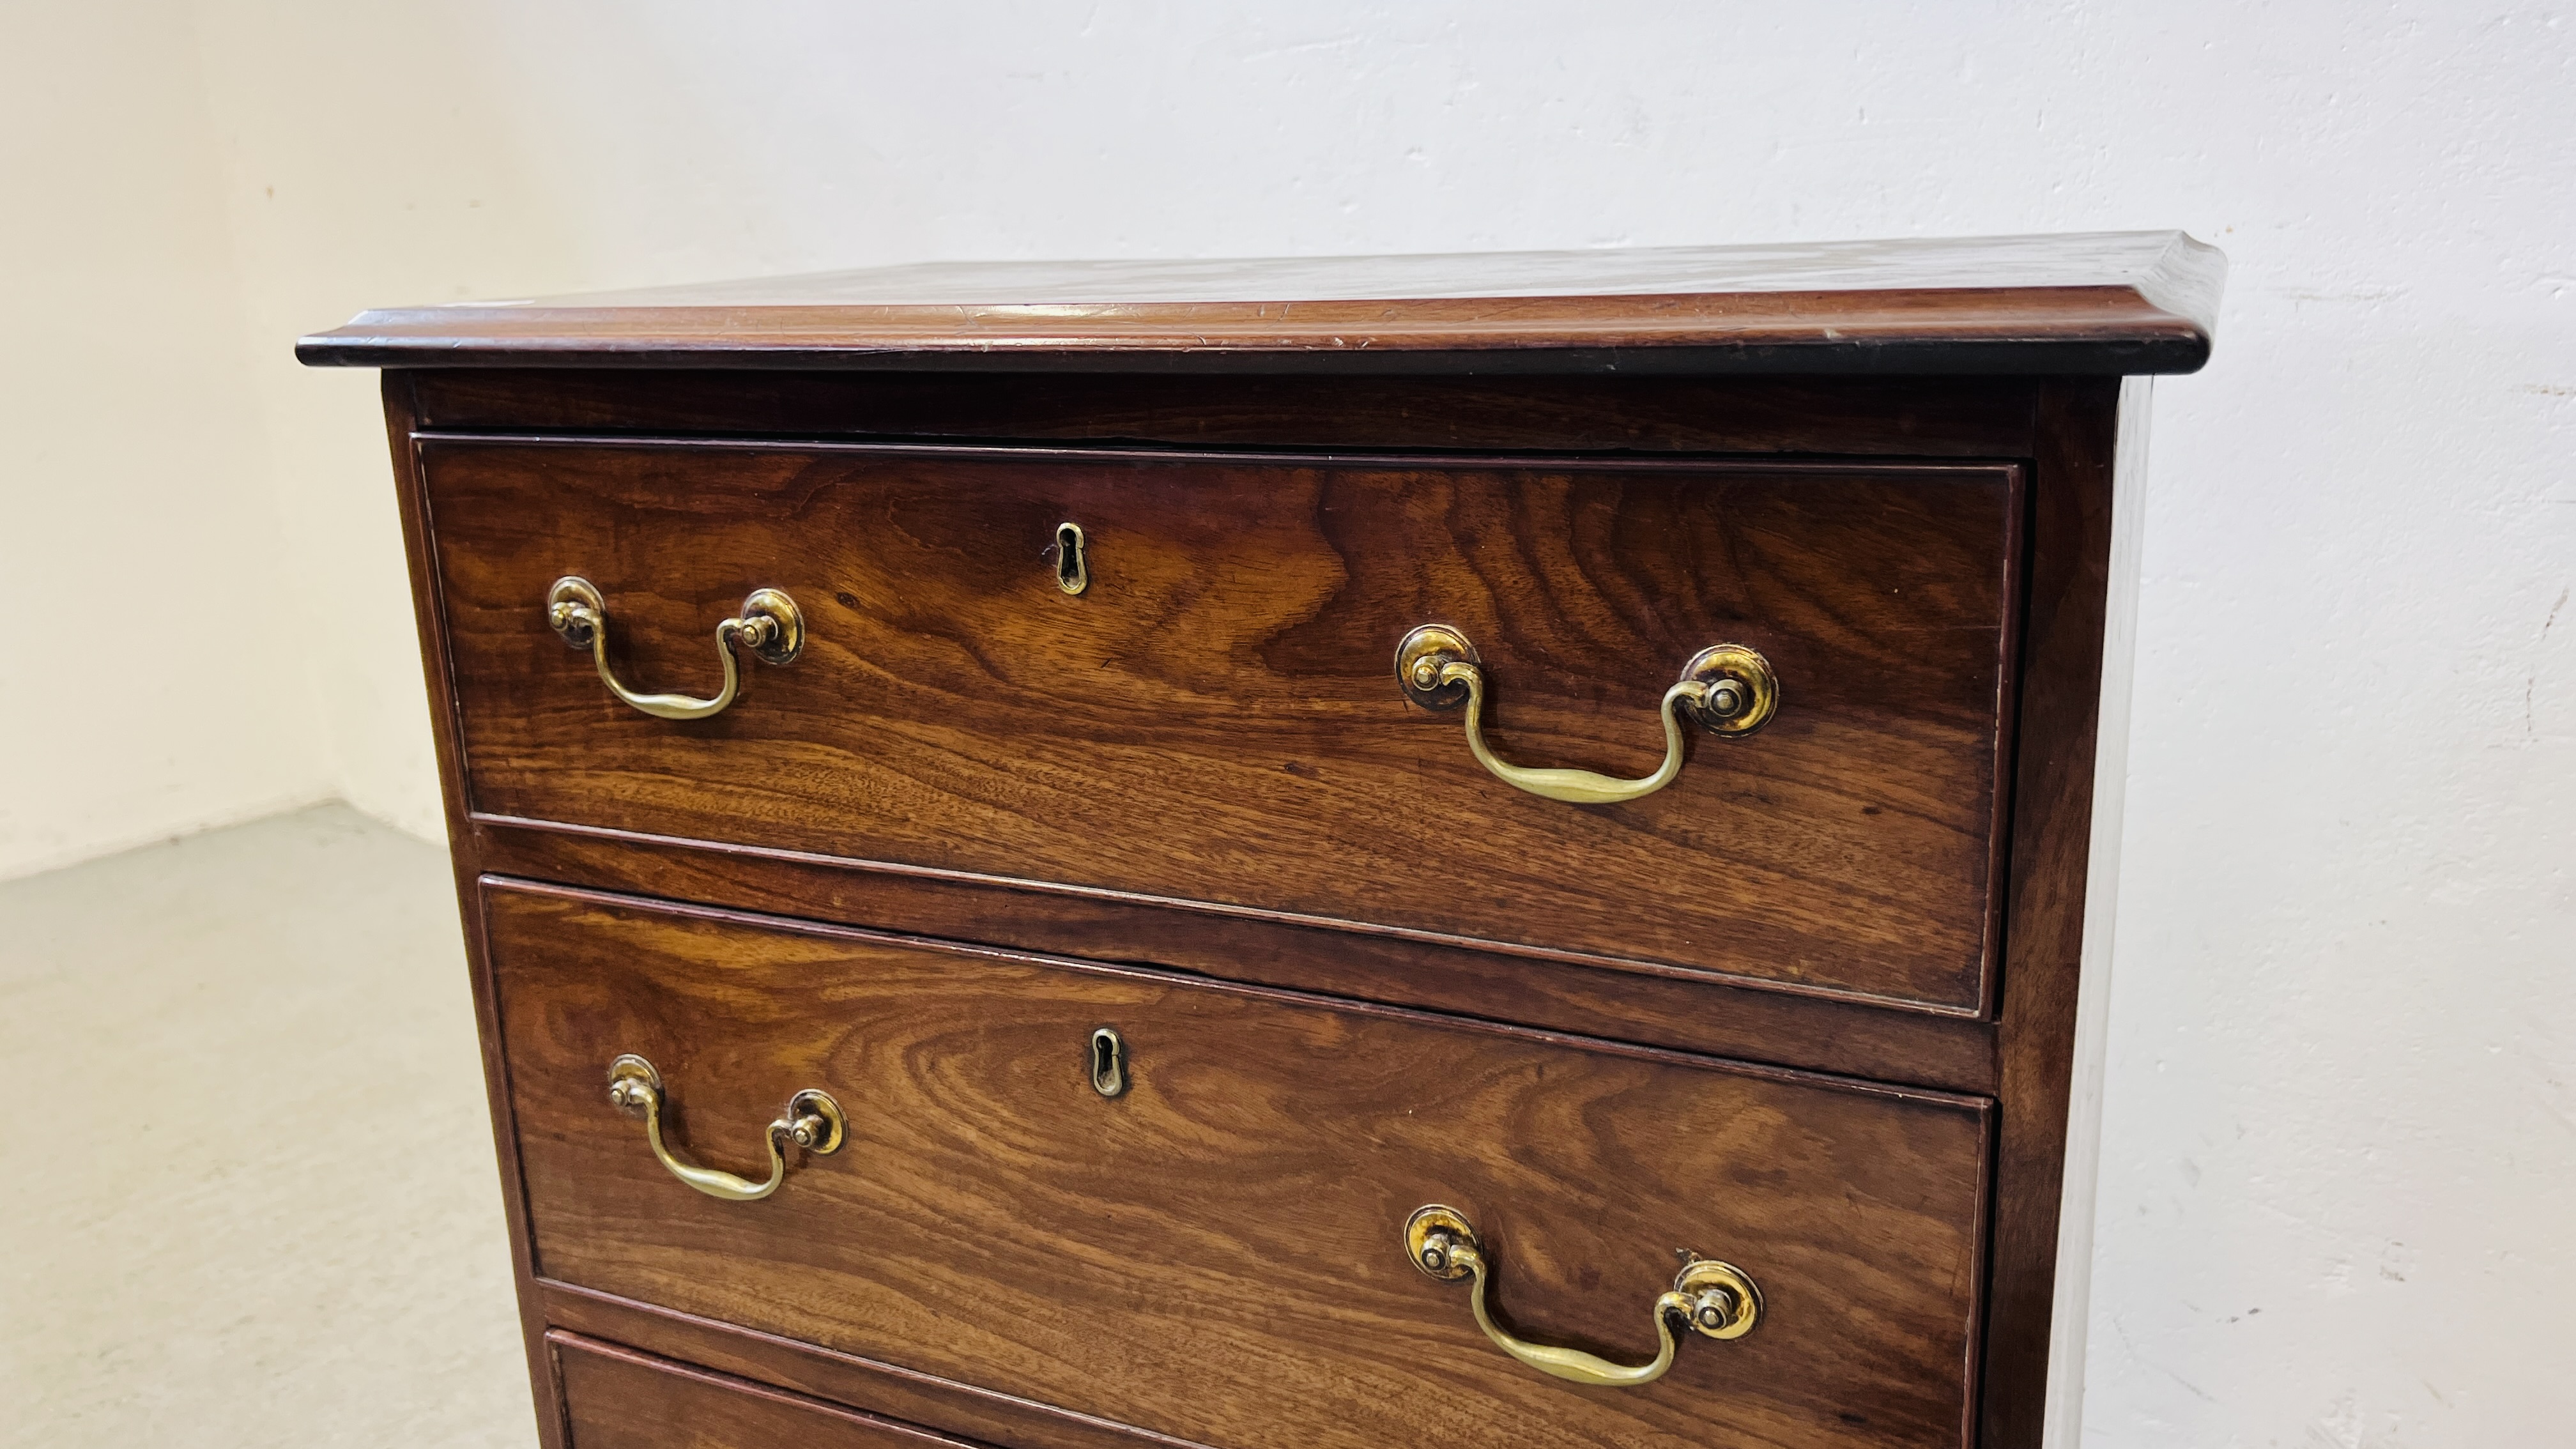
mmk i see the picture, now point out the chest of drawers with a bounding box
[303,233,2222,1449]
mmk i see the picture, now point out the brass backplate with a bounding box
[785,1087,847,1154]
[1395,625,1479,710]
[1404,1204,1480,1280]
[548,576,606,648]
[1674,1257,1763,1339]
[739,588,806,666]
[607,1052,663,1109]
[1680,643,1781,737]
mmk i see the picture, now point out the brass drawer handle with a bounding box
[1404,1205,1759,1388]
[547,576,804,721]
[1396,626,1778,805]
[606,1054,845,1202]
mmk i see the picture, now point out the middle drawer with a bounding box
[487,878,1989,1449]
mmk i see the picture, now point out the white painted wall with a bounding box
[0,2,331,876]
[10,3,2571,1442]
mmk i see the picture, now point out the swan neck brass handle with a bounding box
[1396,626,1778,806]
[548,576,804,721]
[607,1054,845,1202]
[1404,1206,1759,1388]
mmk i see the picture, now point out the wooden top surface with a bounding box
[300,230,2221,375]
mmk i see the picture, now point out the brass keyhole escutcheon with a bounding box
[1089,1027,1128,1098]
[1055,522,1089,595]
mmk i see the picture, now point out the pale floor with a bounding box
[0,806,533,1446]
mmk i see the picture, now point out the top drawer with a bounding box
[421,440,2018,1013]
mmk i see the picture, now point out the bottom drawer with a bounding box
[551,1332,982,1448]
[491,880,1991,1449]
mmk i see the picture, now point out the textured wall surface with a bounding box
[10,4,2571,1443]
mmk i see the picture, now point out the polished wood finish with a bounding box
[300,231,2220,374]
[1978,379,2124,1447]
[325,237,2216,1449]
[406,371,2049,457]
[427,440,2018,1012]
[543,1285,1218,1449]
[490,881,1991,1449]
[377,378,565,1439]
[551,1333,995,1449]
[468,816,2000,1094]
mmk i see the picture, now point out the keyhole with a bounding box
[1055,522,1089,596]
[1089,1026,1127,1098]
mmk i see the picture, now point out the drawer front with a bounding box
[428,440,2017,1013]
[491,882,1990,1449]
[552,1333,992,1448]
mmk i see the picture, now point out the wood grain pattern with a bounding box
[429,440,2018,1013]
[544,1285,1221,1449]
[470,820,2001,1094]
[1977,379,2124,1448]
[344,236,2198,1446]
[379,376,571,1449]
[407,370,2046,459]
[551,1332,997,1449]
[489,882,1991,1449]
[297,233,2221,374]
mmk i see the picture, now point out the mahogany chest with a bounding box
[302,233,2223,1449]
